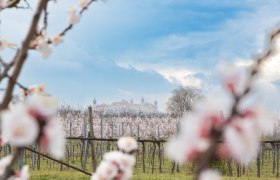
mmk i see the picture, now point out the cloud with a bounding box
[117,60,202,88]
[232,38,280,83]
[234,60,253,67]
[259,39,280,82]
[115,1,280,88]
[154,68,202,88]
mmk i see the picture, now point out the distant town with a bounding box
[92,97,165,116]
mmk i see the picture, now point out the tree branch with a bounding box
[5,0,21,8]
[58,0,96,37]
[0,0,48,110]
[195,26,280,179]
[41,1,49,31]
[0,57,15,82]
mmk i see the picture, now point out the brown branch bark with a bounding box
[0,59,15,82]
[0,1,48,178]
[42,1,49,31]
[5,0,21,8]
[0,0,48,110]
[3,0,30,9]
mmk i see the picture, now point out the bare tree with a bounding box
[166,86,202,118]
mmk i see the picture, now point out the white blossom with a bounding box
[104,151,135,169]
[0,155,13,176]
[238,106,276,136]
[19,84,46,102]
[1,104,39,146]
[51,35,63,46]
[254,107,276,135]
[166,136,189,164]
[8,165,30,180]
[90,174,100,180]
[216,62,249,95]
[28,84,46,95]
[118,154,135,170]
[0,0,7,9]
[166,113,212,164]
[121,168,133,180]
[199,169,221,180]
[19,165,29,180]
[166,133,210,164]
[34,34,52,59]
[26,94,57,117]
[0,136,8,146]
[92,161,118,180]
[225,118,259,164]
[68,7,80,25]
[93,150,136,180]
[79,0,89,8]
[117,137,138,153]
[44,118,66,159]
[103,151,123,162]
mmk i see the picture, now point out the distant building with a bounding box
[92,97,159,116]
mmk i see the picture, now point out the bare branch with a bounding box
[0,58,15,82]
[0,0,48,110]
[195,26,280,179]
[42,1,49,31]
[7,75,28,91]
[58,0,96,37]
[5,0,21,8]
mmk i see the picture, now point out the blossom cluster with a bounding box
[1,85,65,159]
[28,0,90,59]
[0,1,94,179]
[0,156,29,180]
[0,0,6,10]
[91,137,138,180]
[68,0,90,25]
[166,63,277,179]
[29,31,61,59]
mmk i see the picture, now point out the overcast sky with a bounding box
[1,0,280,111]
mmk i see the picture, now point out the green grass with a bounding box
[1,141,279,179]
[30,171,88,180]
[30,171,280,180]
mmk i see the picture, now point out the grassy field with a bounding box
[30,170,280,180]
[1,140,279,179]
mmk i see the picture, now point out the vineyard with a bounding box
[2,0,280,179]
[0,107,278,179]
[1,137,279,179]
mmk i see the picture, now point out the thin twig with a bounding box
[2,0,30,9]
[195,27,280,179]
[0,58,15,82]
[25,147,92,176]
[42,1,49,31]
[7,75,28,91]
[5,0,21,8]
[58,0,96,37]
[18,0,31,9]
